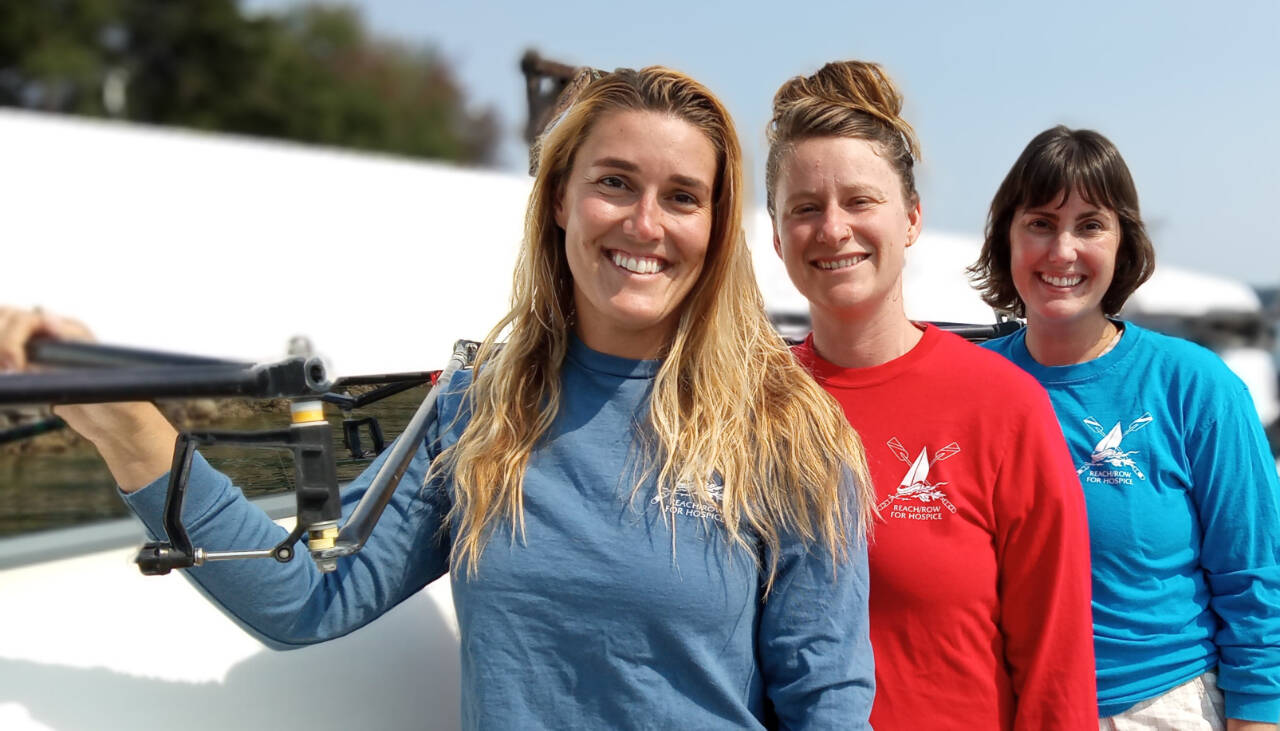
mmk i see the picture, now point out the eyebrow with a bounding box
[783,184,884,207]
[590,157,711,196]
[592,156,639,173]
[1022,206,1108,220]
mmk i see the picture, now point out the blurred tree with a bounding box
[0,1,499,164]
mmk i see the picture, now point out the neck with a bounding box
[809,297,923,369]
[573,323,669,360]
[1024,312,1118,366]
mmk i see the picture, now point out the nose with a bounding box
[623,191,663,242]
[1047,231,1079,264]
[817,210,851,246]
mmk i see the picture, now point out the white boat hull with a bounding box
[0,513,462,731]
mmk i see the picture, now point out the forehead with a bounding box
[1013,156,1125,215]
[777,136,901,193]
[573,110,717,182]
[1021,188,1117,217]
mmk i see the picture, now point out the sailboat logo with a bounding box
[877,438,959,514]
[1079,413,1152,479]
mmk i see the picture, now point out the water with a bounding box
[0,385,431,538]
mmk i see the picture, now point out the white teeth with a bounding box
[815,254,867,271]
[1041,273,1084,287]
[611,251,667,274]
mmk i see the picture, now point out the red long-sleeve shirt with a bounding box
[794,325,1096,730]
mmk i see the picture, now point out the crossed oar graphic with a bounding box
[878,438,960,513]
[1080,413,1153,479]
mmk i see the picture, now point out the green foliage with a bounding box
[0,1,499,164]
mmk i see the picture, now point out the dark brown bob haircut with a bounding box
[968,125,1155,317]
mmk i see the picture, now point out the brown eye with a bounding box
[599,176,626,189]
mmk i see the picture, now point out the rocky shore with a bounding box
[1,399,291,457]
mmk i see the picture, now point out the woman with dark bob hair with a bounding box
[974,126,1280,730]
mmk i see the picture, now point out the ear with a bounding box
[905,197,923,247]
[553,184,567,230]
[771,217,783,258]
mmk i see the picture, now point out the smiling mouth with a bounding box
[1039,272,1085,288]
[812,254,868,271]
[607,249,669,275]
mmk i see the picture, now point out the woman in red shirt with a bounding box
[766,60,1097,730]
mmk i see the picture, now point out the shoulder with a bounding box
[1122,325,1256,431]
[978,327,1022,357]
[432,366,476,449]
[789,336,817,371]
[1126,323,1246,393]
[930,327,1049,400]
[439,366,475,405]
[1130,324,1232,372]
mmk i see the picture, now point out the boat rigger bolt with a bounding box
[307,522,340,573]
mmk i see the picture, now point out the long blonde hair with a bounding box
[440,66,873,589]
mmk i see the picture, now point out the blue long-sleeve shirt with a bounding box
[984,322,1280,722]
[123,337,874,730]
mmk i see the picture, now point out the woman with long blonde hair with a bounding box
[0,66,876,729]
[765,60,1097,730]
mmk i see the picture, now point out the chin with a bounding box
[818,285,880,312]
[1030,303,1094,324]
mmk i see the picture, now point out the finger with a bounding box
[0,308,40,371]
[0,308,13,370]
[39,312,95,342]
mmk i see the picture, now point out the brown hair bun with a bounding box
[766,60,920,214]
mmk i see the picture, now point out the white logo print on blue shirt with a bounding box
[1078,412,1153,483]
[653,475,725,523]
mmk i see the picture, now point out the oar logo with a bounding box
[877,438,960,516]
[1078,413,1152,481]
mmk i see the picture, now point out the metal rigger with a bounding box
[0,337,478,576]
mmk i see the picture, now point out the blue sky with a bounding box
[246,0,1280,286]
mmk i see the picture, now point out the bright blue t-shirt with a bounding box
[984,322,1280,722]
[124,337,874,729]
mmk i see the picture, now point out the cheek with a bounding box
[777,223,810,262]
[1094,240,1121,281]
[1008,237,1035,280]
[680,218,714,269]
[562,229,594,287]
[566,196,620,241]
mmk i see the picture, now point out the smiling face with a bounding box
[1009,189,1121,329]
[554,110,717,359]
[771,136,921,325]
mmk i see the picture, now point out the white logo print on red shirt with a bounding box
[878,438,960,517]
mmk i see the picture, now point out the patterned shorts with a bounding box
[1099,672,1225,731]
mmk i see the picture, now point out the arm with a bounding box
[121,432,452,648]
[1186,381,1280,725]
[757,508,874,730]
[994,391,1098,731]
[0,305,174,490]
[2,305,460,647]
